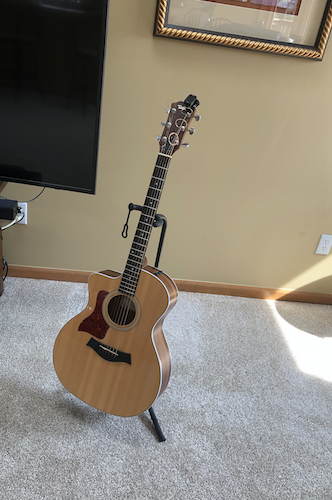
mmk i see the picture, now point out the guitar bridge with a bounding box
[87,338,131,365]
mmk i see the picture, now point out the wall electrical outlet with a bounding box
[315,234,332,255]
[17,202,27,225]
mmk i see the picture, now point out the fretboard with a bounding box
[119,153,172,296]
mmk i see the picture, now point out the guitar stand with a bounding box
[122,202,167,443]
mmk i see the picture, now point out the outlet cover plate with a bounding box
[315,234,332,255]
[17,202,27,225]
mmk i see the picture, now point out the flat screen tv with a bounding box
[0,0,109,194]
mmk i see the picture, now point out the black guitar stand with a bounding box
[122,203,168,442]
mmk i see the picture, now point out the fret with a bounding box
[144,202,158,210]
[123,264,143,277]
[136,228,150,234]
[124,265,141,275]
[149,186,162,194]
[145,195,159,202]
[143,207,156,216]
[121,278,137,288]
[127,259,141,268]
[133,239,147,247]
[134,233,149,241]
[125,270,141,279]
[119,283,136,294]
[153,169,167,179]
[152,175,165,184]
[129,248,143,260]
[140,212,154,220]
[124,269,141,279]
[130,248,144,256]
[127,258,143,267]
[134,237,149,244]
[148,187,162,196]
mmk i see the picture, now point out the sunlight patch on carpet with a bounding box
[268,300,332,383]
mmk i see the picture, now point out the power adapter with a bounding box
[0,199,18,220]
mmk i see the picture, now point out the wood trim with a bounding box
[5,264,332,305]
[175,279,332,305]
[7,265,92,283]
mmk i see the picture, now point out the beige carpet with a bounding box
[1,277,332,499]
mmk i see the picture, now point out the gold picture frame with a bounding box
[154,0,332,60]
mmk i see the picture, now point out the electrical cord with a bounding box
[1,209,24,230]
[2,257,8,281]
[0,186,45,203]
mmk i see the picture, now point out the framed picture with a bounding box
[154,0,332,59]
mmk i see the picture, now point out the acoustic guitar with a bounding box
[53,94,200,417]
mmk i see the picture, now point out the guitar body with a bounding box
[53,266,178,417]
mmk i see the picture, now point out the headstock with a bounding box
[157,94,200,156]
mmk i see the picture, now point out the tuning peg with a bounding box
[194,113,201,122]
[182,143,189,148]
[156,135,167,144]
[165,107,170,113]
[161,121,171,128]
[188,127,195,135]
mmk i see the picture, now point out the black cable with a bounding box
[2,257,8,281]
[0,186,46,203]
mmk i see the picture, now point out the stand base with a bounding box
[148,406,166,442]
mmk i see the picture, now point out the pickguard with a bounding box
[78,290,109,339]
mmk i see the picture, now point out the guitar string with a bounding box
[110,108,192,355]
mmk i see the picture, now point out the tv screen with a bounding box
[0,0,109,194]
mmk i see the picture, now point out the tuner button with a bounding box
[165,107,170,113]
[182,143,189,148]
[171,108,176,114]
[156,135,161,141]
[188,127,195,135]
[161,121,166,126]
[194,113,201,122]
[161,121,171,128]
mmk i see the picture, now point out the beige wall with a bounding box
[3,0,332,294]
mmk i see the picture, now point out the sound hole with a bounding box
[107,294,136,326]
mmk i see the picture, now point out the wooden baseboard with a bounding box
[6,265,332,305]
[175,279,332,305]
[7,265,91,283]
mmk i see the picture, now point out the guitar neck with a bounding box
[119,152,172,296]
[118,94,200,296]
